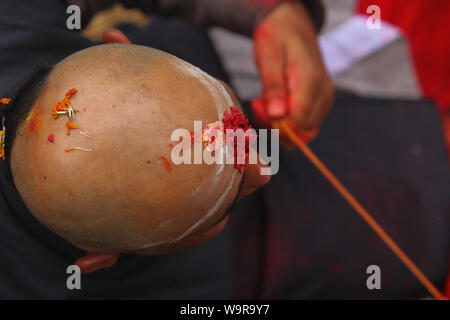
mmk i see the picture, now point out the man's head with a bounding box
[10,43,265,255]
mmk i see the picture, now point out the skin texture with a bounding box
[10,44,268,258]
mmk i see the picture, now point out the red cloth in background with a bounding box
[359,1,450,298]
[357,0,450,113]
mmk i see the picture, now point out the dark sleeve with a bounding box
[302,0,325,32]
[67,0,325,36]
[0,0,94,100]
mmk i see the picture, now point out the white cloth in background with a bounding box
[209,0,422,101]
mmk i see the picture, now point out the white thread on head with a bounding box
[169,58,233,119]
[80,130,91,138]
[169,168,237,243]
[139,58,239,249]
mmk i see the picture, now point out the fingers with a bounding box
[253,27,333,136]
[286,41,334,131]
[252,0,334,144]
[300,67,334,129]
[285,46,319,130]
[75,252,119,274]
[251,98,272,128]
[101,28,131,44]
[253,27,288,119]
[238,161,271,200]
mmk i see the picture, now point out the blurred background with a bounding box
[83,0,450,161]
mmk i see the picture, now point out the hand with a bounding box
[251,1,334,142]
[101,28,131,44]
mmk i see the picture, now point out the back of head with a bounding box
[10,44,242,253]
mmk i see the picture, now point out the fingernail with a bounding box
[268,100,286,118]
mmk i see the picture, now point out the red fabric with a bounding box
[358,1,450,298]
[357,0,450,113]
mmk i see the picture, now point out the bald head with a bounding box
[10,44,242,253]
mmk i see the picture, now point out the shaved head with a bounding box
[10,44,243,253]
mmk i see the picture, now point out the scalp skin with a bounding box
[10,44,242,253]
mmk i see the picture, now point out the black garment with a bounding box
[67,0,325,37]
[0,1,233,299]
[232,92,450,299]
[0,0,323,100]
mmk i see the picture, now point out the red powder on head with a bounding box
[160,156,172,173]
[48,134,54,143]
[222,107,251,131]
[222,107,257,173]
[28,118,39,133]
[27,107,42,135]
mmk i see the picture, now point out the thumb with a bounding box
[101,28,131,44]
[75,252,119,273]
[254,28,288,119]
[238,161,271,200]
